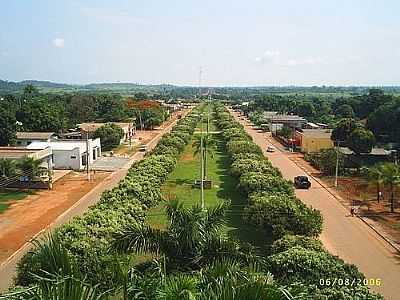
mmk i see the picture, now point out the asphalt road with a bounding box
[0,110,189,292]
[230,109,400,300]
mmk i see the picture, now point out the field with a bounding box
[0,190,31,213]
[147,118,271,250]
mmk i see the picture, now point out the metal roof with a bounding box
[16,132,55,140]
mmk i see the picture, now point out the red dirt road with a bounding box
[230,109,400,300]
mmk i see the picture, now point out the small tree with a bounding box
[93,123,125,151]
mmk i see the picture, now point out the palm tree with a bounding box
[4,276,110,300]
[111,200,258,270]
[193,134,216,180]
[0,158,16,178]
[380,163,400,213]
[367,164,384,202]
[17,156,45,182]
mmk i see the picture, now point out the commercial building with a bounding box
[15,132,56,146]
[77,122,135,143]
[26,139,101,171]
[295,129,334,153]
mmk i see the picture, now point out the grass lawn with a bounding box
[0,190,31,213]
[147,122,272,252]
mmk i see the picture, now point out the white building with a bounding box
[27,139,101,171]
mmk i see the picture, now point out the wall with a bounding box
[301,136,333,153]
[52,148,82,170]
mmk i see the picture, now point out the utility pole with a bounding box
[86,132,91,181]
[200,116,205,210]
[334,141,340,187]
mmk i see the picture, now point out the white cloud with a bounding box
[52,38,65,48]
[255,50,280,63]
[281,57,324,67]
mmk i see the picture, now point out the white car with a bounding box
[267,146,275,152]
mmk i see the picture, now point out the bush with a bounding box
[244,192,323,237]
[268,246,364,285]
[270,234,324,254]
[238,172,294,195]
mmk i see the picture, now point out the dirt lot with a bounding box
[0,171,108,263]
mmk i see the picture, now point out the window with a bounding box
[70,156,76,159]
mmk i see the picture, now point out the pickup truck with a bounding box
[294,176,311,189]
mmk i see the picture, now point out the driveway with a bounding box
[229,109,400,300]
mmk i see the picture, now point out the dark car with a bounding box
[294,176,311,189]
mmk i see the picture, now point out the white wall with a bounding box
[52,148,82,170]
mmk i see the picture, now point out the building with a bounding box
[77,122,135,142]
[26,139,101,170]
[0,146,53,169]
[15,132,56,146]
[295,129,334,153]
[0,146,54,186]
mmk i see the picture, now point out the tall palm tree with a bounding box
[367,164,384,202]
[111,200,257,270]
[193,134,216,180]
[380,163,400,213]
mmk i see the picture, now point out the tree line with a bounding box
[0,85,168,146]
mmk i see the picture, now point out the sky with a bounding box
[1,0,400,86]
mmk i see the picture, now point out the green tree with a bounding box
[93,123,125,151]
[347,128,376,155]
[380,163,400,213]
[335,104,355,118]
[23,84,39,97]
[18,98,67,132]
[0,158,17,178]
[331,118,358,143]
[111,200,256,270]
[17,157,45,182]
[0,105,17,145]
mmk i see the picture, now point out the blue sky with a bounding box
[1,0,399,86]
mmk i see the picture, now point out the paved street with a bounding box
[230,109,400,300]
[0,110,189,292]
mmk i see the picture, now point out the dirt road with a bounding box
[0,109,190,292]
[230,109,400,300]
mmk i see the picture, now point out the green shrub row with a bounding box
[214,105,382,299]
[15,108,201,288]
[214,105,322,238]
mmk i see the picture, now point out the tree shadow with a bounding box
[213,135,272,253]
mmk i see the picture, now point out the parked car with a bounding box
[139,145,147,152]
[266,146,275,152]
[294,175,311,189]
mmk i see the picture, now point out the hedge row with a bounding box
[214,105,322,238]
[15,107,201,288]
[214,105,383,299]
